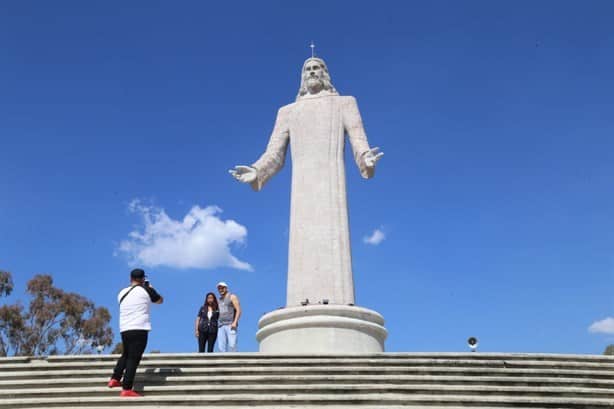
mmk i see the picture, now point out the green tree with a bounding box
[0,270,24,356]
[604,344,614,356]
[0,270,13,296]
[0,271,113,356]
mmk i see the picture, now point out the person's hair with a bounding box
[296,57,339,100]
[204,292,219,311]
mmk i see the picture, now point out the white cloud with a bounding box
[117,200,253,271]
[589,317,614,334]
[363,228,385,245]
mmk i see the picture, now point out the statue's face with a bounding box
[304,60,325,92]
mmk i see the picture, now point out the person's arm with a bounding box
[195,316,200,338]
[230,294,242,330]
[143,285,163,304]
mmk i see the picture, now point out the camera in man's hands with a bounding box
[143,280,151,288]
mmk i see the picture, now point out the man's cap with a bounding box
[130,269,147,280]
[216,281,228,288]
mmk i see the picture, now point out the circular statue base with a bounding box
[256,305,387,353]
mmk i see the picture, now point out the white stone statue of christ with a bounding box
[229,56,383,307]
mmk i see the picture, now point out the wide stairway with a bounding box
[0,353,612,408]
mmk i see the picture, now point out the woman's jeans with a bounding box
[198,330,217,353]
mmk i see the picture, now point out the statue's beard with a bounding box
[306,76,324,92]
[296,69,337,100]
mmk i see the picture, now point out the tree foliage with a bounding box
[0,270,13,297]
[0,271,113,356]
[605,344,614,356]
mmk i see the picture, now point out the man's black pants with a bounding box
[198,330,217,353]
[112,330,148,390]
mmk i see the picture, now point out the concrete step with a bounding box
[10,352,614,366]
[2,374,613,390]
[2,383,614,399]
[0,353,612,408]
[2,365,613,382]
[40,352,614,361]
[0,393,612,409]
[2,357,613,372]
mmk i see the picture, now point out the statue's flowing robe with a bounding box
[251,95,374,307]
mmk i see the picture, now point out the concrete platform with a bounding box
[257,305,388,353]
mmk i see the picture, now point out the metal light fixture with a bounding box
[467,337,479,352]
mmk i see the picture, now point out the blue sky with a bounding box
[1,1,613,354]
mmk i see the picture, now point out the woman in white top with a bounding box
[195,292,219,353]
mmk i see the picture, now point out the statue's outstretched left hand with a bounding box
[363,147,384,168]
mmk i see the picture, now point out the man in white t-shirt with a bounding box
[108,269,163,397]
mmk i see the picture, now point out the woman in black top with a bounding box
[195,292,219,353]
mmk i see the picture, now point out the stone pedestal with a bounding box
[257,305,387,353]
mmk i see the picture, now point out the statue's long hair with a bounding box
[296,57,339,100]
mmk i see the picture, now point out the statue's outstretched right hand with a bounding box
[229,165,257,184]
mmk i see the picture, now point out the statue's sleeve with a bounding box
[250,107,290,191]
[343,96,374,179]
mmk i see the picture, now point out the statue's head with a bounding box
[296,57,338,100]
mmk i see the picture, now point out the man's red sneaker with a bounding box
[107,378,122,388]
[120,389,143,397]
